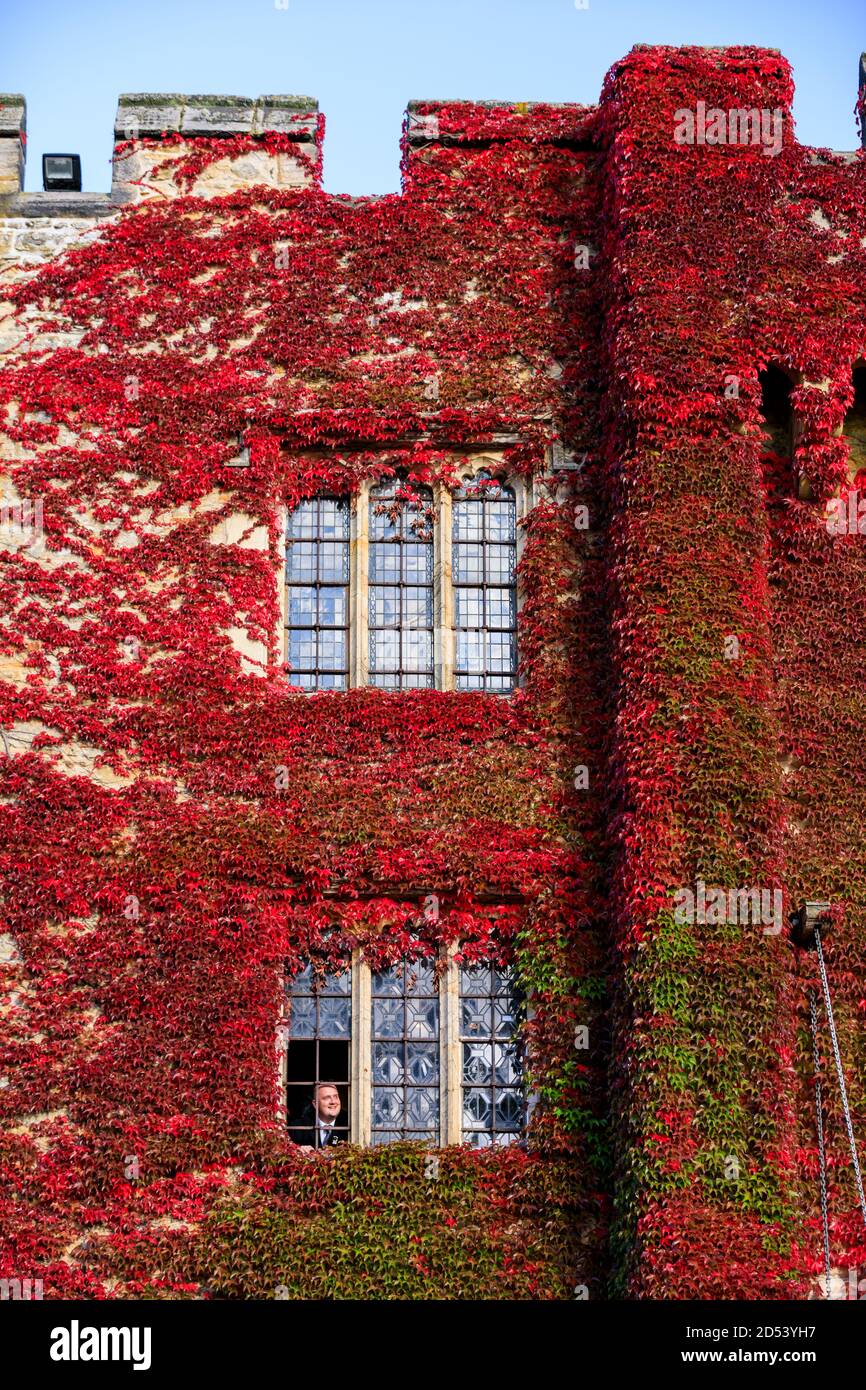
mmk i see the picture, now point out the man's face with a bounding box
[315,1085,341,1121]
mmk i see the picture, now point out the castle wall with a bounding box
[0,87,607,1298]
[1,48,865,1299]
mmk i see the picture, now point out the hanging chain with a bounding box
[808,987,832,1298]
[815,927,866,1234]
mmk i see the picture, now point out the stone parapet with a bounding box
[111,93,321,200]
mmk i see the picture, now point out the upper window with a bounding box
[452,474,517,693]
[368,480,435,690]
[284,471,523,692]
[285,498,350,689]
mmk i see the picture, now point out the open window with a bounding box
[759,366,794,456]
[284,963,351,1144]
[759,366,805,497]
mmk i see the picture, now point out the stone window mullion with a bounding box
[435,484,455,691]
[351,950,372,1144]
[441,943,461,1144]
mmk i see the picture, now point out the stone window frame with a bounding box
[276,941,527,1148]
[277,454,535,691]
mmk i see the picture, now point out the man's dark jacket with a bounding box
[288,1103,348,1148]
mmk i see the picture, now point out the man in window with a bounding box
[289,1082,347,1151]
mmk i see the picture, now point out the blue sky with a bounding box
[2,0,863,195]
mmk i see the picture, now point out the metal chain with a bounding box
[808,988,832,1298]
[815,927,866,1234]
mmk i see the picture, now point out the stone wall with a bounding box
[0,92,327,751]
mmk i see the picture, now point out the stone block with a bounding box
[0,140,24,196]
[112,94,321,199]
[0,95,25,139]
[181,97,255,138]
[114,95,183,141]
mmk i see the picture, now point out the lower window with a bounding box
[282,947,525,1147]
[460,963,524,1146]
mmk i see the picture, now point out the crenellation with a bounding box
[111,92,322,201]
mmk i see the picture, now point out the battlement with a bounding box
[0,92,323,209]
[0,90,599,214]
[404,98,596,148]
[0,48,863,217]
[111,92,322,201]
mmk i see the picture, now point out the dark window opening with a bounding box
[285,964,351,1145]
[759,367,794,460]
[759,366,805,499]
[843,366,866,484]
[285,1043,350,1143]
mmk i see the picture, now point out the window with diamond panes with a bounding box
[285,963,351,1143]
[285,498,350,690]
[460,964,524,1146]
[452,475,517,692]
[371,958,440,1144]
[368,481,434,689]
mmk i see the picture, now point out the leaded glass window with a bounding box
[460,964,524,1147]
[282,948,527,1147]
[285,497,350,690]
[371,958,440,1144]
[368,480,434,690]
[285,963,351,1143]
[452,474,517,692]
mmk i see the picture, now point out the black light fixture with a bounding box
[42,153,82,192]
[790,901,832,951]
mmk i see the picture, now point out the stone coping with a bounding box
[113,94,319,141]
[0,192,130,218]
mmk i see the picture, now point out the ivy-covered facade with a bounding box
[1,45,865,1299]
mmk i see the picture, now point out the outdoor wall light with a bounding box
[42,154,82,192]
